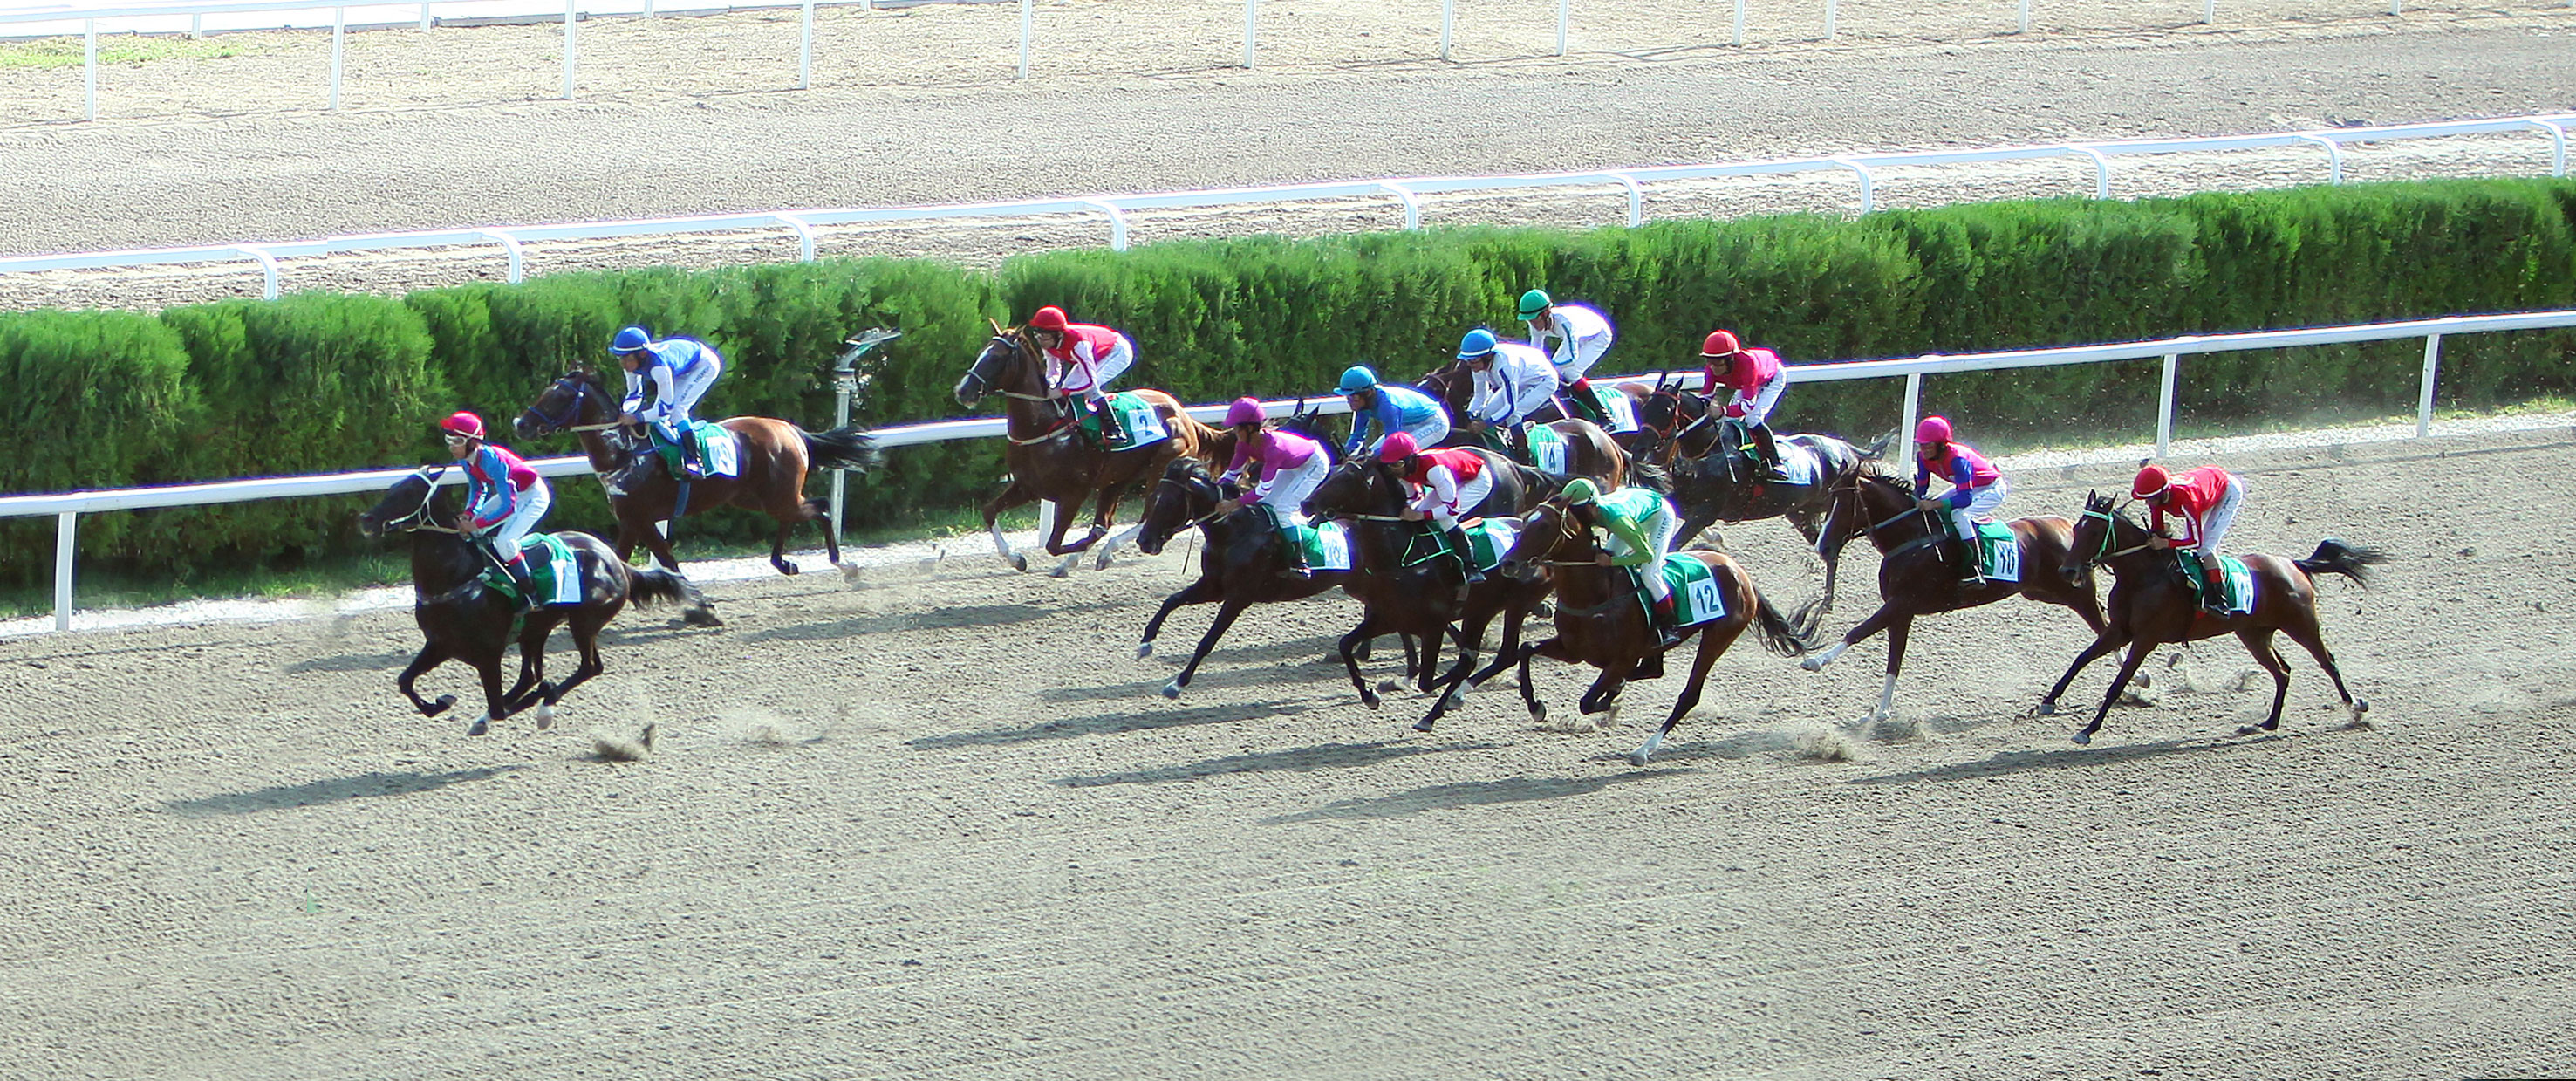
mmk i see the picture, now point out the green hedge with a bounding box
[3,178,2573,587]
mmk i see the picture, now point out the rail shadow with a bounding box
[1265,769,1684,824]
[741,603,1051,643]
[908,699,1333,749]
[161,764,525,818]
[1851,734,2269,785]
[1056,738,1503,788]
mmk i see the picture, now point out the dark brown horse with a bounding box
[953,326,1224,576]
[1413,359,1631,490]
[1301,454,1555,731]
[2042,491,2381,745]
[1495,496,1813,765]
[1630,379,1889,613]
[1799,469,2104,728]
[1132,459,1351,700]
[513,369,879,577]
[358,469,714,736]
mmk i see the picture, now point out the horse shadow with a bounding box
[1850,734,2274,786]
[1054,738,1504,788]
[161,765,524,818]
[907,700,1330,749]
[284,649,416,674]
[1264,770,1685,824]
[742,603,1050,643]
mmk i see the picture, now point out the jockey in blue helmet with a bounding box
[610,325,725,483]
[1337,364,1450,461]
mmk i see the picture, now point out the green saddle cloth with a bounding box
[2183,553,2256,613]
[1461,517,1522,571]
[1076,393,1171,450]
[650,420,737,477]
[1275,519,1355,571]
[1971,520,2022,582]
[1650,553,1729,627]
[480,534,580,607]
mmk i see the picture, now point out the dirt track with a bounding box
[5,423,2575,1078]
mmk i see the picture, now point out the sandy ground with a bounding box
[4,419,2575,1079]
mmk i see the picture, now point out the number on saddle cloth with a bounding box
[1647,554,1729,627]
[1077,393,1170,449]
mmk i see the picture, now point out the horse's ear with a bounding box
[987,317,1005,336]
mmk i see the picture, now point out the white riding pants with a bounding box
[1251,454,1329,526]
[648,357,722,442]
[1945,476,2008,545]
[1733,372,1788,428]
[2195,476,2245,565]
[484,479,552,564]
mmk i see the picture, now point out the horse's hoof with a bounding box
[1800,657,1827,673]
[1136,641,1154,660]
[778,561,801,576]
[429,694,456,715]
[1361,693,1381,710]
[1094,553,1113,571]
[534,704,556,730]
[682,608,726,628]
[1529,703,1548,725]
[1442,689,1466,710]
[2352,697,2370,715]
[2071,730,2094,746]
[1628,749,1652,767]
[1412,718,1437,733]
[838,562,866,586]
[467,715,490,737]
[1377,677,1402,694]
[1010,555,1028,573]
[1159,681,1182,700]
[1596,706,1621,730]
[2035,700,2058,716]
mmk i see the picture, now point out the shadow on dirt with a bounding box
[284,649,417,674]
[1852,735,2268,785]
[741,603,1049,643]
[161,764,525,818]
[909,699,1333,749]
[1056,738,1504,787]
[1265,769,1686,824]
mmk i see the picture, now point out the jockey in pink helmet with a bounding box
[1218,396,1328,575]
[2134,463,2247,616]
[1911,415,2005,586]
[1027,306,1138,447]
[1378,431,1491,585]
[442,410,552,612]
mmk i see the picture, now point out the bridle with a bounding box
[2079,501,2156,564]
[1151,470,1233,532]
[962,333,1079,444]
[519,373,623,436]
[379,467,464,536]
[1315,462,1412,523]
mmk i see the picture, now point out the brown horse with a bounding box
[953,326,1223,576]
[1413,359,1630,490]
[513,369,879,577]
[2042,491,2382,745]
[1495,495,1813,765]
[1799,469,2105,728]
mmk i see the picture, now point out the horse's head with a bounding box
[357,468,455,538]
[1275,399,1338,462]
[1816,468,1910,562]
[1497,496,1589,582]
[515,369,614,441]
[2062,490,2131,583]
[1413,359,1472,415]
[1304,459,1403,522]
[954,325,1039,408]
[1138,459,1223,556]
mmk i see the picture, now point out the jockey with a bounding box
[2134,464,2248,617]
[1027,305,1138,448]
[1219,397,1329,576]
[1698,330,1790,479]
[1377,432,1491,585]
[610,325,724,482]
[1459,328,1557,460]
[442,411,552,613]
[1910,415,2006,586]
[1561,477,1684,647]
[1517,289,1616,426]
[1337,365,1450,460]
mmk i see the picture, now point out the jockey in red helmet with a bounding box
[1911,415,2005,586]
[1378,431,1491,585]
[1026,306,1138,447]
[1699,329,1791,479]
[442,411,551,612]
[2134,463,2247,617]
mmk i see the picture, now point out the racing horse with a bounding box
[1494,494,1814,765]
[1799,468,2104,728]
[514,367,879,577]
[1412,359,1631,490]
[2041,491,2382,745]
[1301,453,1555,731]
[1630,378,1890,614]
[358,469,714,736]
[953,325,1223,575]
[1132,459,1352,700]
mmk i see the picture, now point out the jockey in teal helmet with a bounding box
[1337,364,1450,460]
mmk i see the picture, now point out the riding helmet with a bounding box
[1561,477,1599,504]
[1376,432,1418,462]
[441,411,486,440]
[610,326,651,355]
[1914,415,1953,444]
[1457,329,1499,360]
[1517,289,1553,320]
[1225,397,1266,427]
[1700,330,1741,357]
[2132,464,2173,500]
[1337,366,1380,394]
[1028,306,1070,332]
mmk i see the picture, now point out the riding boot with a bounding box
[2200,565,2231,617]
[1752,424,1785,480]
[1567,379,1605,425]
[1443,524,1486,585]
[678,432,706,481]
[1955,537,1986,587]
[1650,593,1684,649]
[1090,399,1126,449]
[496,553,539,613]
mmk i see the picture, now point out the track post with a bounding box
[2415,333,2443,437]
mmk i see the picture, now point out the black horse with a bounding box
[1302,455,1556,731]
[2043,491,2382,745]
[1132,459,1354,700]
[358,469,715,735]
[1630,380,1889,612]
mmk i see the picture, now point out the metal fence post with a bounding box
[1732,0,1745,45]
[418,3,430,31]
[1555,0,1568,55]
[2415,333,2443,437]
[1243,0,1256,66]
[2204,0,2216,22]
[2017,0,2030,32]
[54,511,76,632]
[83,20,98,121]
[799,0,815,89]
[1440,0,1453,59]
[331,7,346,110]
[1896,371,1923,477]
[1824,0,1836,38]
[2156,352,2180,456]
[561,0,577,99]
[1018,0,1032,79]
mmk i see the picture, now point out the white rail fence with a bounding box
[4,308,2570,632]
[5,113,2569,301]
[18,0,2567,119]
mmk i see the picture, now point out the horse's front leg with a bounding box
[2076,641,2159,746]
[1633,614,1750,766]
[396,645,456,716]
[465,656,511,736]
[501,618,560,715]
[1578,664,1628,731]
[982,478,1037,572]
[1339,615,1384,709]
[624,506,682,575]
[2037,629,2129,716]
[768,517,803,576]
[1163,600,1248,700]
[1800,603,1902,672]
[1138,577,1220,659]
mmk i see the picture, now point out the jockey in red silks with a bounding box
[1911,415,2005,585]
[2134,463,2248,616]
[1699,330,1791,478]
[442,411,552,612]
[1027,306,1138,446]
[1377,431,1491,585]
[1219,397,1328,574]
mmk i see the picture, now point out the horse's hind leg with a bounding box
[2281,617,2365,721]
[397,646,456,716]
[501,618,558,715]
[535,612,614,726]
[2235,628,2292,736]
[1632,615,1748,766]
[1138,578,1220,659]
[768,517,803,576]
[1339,616,1384,709]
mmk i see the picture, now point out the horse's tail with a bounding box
[627,565,709,611]
[1164,406,1228,464]
[2294,538,2387,586]
[803,425,880,472]
[1753,591,1815,658]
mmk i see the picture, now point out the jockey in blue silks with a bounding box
[610,325,724,483]
[1336,365,1451,460]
